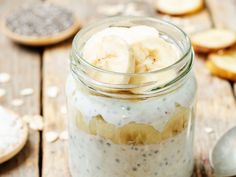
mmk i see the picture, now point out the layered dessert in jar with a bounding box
[66,17,196,177]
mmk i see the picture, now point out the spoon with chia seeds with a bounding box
[2,3,80,46]
[210,126,236,177]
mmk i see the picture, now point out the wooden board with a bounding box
[206,0,236,108]
[155,3,236,176]
[40,1,236,177]
[42,42,71,177]
[0,0,41,176]
[0,36,40,177]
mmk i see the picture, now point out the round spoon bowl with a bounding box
[210,126,236,177]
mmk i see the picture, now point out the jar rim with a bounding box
[70,16,194,97]
[72,16,192,77]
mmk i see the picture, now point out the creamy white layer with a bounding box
[66,73,196,132]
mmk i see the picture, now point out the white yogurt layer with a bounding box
[66,73,196,132]
[68,119,194,177]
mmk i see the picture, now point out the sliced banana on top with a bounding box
[191,29,236,53]
[156,0,204,16]
[82,35,135,85]
[128,25,160,44]
[130,37,180,93]
[82,26,180,93]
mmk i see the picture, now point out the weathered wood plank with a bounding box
[0,7,40,177]
[206,0,236,109]
[42,1,236,177]
[206,0,236,31]
[0,0,41,176]
[42,43,71,177]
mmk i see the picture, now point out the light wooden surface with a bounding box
[0,4,40,177]
[206,0,236,103]
[0,0,236,177]
[0,0,40,176]
[42,43,71,177]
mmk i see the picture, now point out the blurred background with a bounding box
[0,0,236,177]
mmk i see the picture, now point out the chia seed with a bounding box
[6,3,75,37]
[154,150,159,154]
[132,167,137,171]
[106,142,111,146]
[115,158,120,163]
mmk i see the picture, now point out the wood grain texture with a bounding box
[206,0,236,112]
[0,0,41,176]
[42,42,71,177]
[206,0,236,31]
[41,1,236,177]
[41,0,80,176]
[155,5,236,177]
[0,16,40,177]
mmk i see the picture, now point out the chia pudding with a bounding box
[66,17,196,177]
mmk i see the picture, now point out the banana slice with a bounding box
[76,105,190,145]
[156,0,204,16]
[128,25,160,44]
[82,35,135,85]
[93,27,130,40]
[191,29,236,53]
[130,36,180,93]
[207,49,236,81]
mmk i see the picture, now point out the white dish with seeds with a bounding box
[2,3,80,46]
[66,17,196,177]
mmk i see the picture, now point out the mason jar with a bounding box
[66,16,196,177]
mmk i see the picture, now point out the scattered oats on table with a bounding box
[204,127,214,134]
[60,105,67,114]
[45,131,59,143]
[59,130,69,140]
[0,88,6,99]
[20,88,34,96]
[29,115,44,131]
[0,73,11,83]
[46,86,59,98]
[11,99,24,107]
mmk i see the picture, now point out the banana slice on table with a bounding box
[130,36,180,94]
[207,49,236,81]
[191,29,236,53]
[82,35,135,85]
[156,0,204,16]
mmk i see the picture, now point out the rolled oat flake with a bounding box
[6,3,75,37]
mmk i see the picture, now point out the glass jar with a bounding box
[66,16,196,177]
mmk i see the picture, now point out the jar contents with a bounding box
[67,25,196,177]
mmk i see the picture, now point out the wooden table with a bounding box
[0,0,236,177]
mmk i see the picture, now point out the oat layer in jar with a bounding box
[66,17,196,177]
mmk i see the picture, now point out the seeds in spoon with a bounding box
[6,3,75,37]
